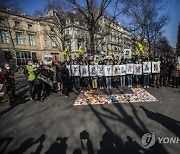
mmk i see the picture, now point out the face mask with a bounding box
[6,67,10,70]
[29,63,32,66]
[37,65,40,68]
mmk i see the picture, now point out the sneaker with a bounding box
[147,86,149,88]
[143,86,146,88]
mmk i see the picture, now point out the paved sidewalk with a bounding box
[0,86,180,154]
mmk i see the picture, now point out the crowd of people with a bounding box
[0,55,180,105]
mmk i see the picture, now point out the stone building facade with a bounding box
[0,9,63,66]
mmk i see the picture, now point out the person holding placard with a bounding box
[72,60,81,92]
[171,58,179,88]
[80,61,90,90]
[143,58,151,88]
[133,59,142,87]
[152,58,160,88]
[90,61,98,89]
[119,58,126,87]
[126,59,134,88]
[98,61,105,89]
[104,59,112,89]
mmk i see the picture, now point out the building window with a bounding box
[15,21,20,27]
[28,24,32,30]
[0,30,9,43]
[0,17,5,24]
[16,32,23,45]
[51,36,56,47]
[29,34,35,46]
[16,51,32,65]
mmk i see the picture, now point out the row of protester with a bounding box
[0,55,179,105]
[66,62,161,77]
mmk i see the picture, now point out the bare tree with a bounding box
[121,0,169,54]
[67,0,113,54]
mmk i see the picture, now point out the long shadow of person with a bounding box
[45,137,68,154]
[80,130,94,154]
[124,136,145,154]
[73,148,82,154]
[98,131,120,154]
[0,137,13,154]
[140,106,180,137]
[9,134,45,154]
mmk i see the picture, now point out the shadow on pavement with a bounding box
[9,134,45,154]
[140,106,180,137]
[45,137,68,154]
[0,137,13,154]
[0,88,29,116]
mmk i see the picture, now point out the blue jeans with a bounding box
[127,75,133,86]
[119,75,126,86]
[73,76,80,90]
[105,77,111,87]
[143,74,150,87]
[98,77,104,87]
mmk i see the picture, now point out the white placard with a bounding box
[126,64,134,74]
[119,65,126,75]
[143,62,151,74]
[134,64,142,75]
[66,65,72,76]
[104,65,112,76]
[152,62,160,73]
[80,65,89,77]
[71,65,80,76]
[113,65,119,76]
[89,65,98,76]
[98,65,104,76]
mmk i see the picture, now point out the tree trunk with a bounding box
[89,31,95,55]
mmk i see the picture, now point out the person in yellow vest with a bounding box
[24,61,36,100]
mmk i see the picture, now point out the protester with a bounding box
[3,64,16,105]
[171,58,180,88]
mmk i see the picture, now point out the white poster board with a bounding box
[98,65,104,76]
[119,65,126,75]
[124,49,132,59]
[134,64,142,75]
[44,55,52,65]
[126,64,134,74]
[112,65,119,76]
[104,65,112,76]
[71,65,80,76]
[152,62,160,73]
[143,62,151,74]
[80,65,89,77]
[89,65,98,76]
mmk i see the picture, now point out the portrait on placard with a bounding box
[119,65,126,75]
[71,65,80,76]
[126,64,134,74]
[98,65,104,76]
[104,65,112,76]
[113,65,119,76]
[152,62,160,73]
[134,64,142,75]
[89,65,98,76]
[80,65,89,77]
[143,62,151,74]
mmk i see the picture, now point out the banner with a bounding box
[152,62,160,73]
[71,65,80,76]
[66,65,72,76]
[43,55,52,65]
[134,64,142,75]
[124,49,132,59]
[104,65,112,76]
[143,62,151,74]
[119,65,126,75]
[98,65,104,76]
[80,65,89,77]
[113,65,119,76]
[89,65,98,76]
[126,64,134,74]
